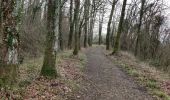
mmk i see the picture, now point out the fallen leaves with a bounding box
[23,77,72,100]
[162,81,170,96]
[0,51,86,99]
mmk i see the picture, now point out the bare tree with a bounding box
[73,0,80,55]
[68,0,74,49]
[84,0,90,48]
[134,0,146,56]
[112,0,127,54]
[106,0,118,50]
[98,4,105,45]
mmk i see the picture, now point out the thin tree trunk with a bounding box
[88,0,97,46]
[110,22,115,47]
[78,28,82,50]
[99,15,102,45]
[84,0,90,48]
[112,0,127,54]
[106,0,117,50]
[88,16,94,46]
[78,18,84,50]
[68,0,74,49]
[99,8,105,45]
[59,0,64,51]
[135,0,145,56]
[0,0,3,46]
[73,0,80,55]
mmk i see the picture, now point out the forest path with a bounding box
[79,46,154,100]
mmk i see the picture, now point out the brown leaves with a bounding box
[23,77,72,100]
[161,81,170,96]
[59,59,82,80]
[0,51,85,99]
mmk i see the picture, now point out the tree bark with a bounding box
[99,7,105,45]
[68,0,74,49]
[106,0,117,50]
[73,0,80,55]
[112,0,127,54]
[59,0,64,51]
[84,0,90,48]
[1,0,20,64]
[41,0,58,77]
[134,0,145,56]
[0,0,20,85]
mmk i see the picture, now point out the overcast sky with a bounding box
[93,0,170,36]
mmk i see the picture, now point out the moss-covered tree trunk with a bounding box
[1,0,20,65]
[0,0,20,86]
[106,0,117,50]
[73,0,80,55]
[41,0,58,77]
[112,0,127,54]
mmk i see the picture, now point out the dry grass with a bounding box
[0,50,87,99]
[108,51,170,100]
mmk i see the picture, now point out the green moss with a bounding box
[40,65,58,78]
[122,64,139,78]
[149,59,161,67]
[127,69,139,77]
[18,80,31,87]
[146,79,160,89]
[137,76,146,83]
[0,78,4,87]
[153,90,170,100]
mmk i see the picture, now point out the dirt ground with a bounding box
[78,46,154,100]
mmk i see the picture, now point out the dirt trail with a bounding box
[79,46,154,100]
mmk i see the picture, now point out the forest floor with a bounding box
[77,46,170,100]
[0,50,87,100]
[1,46,170,100]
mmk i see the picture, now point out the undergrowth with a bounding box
[0,50,86,99]
[110,51,170,100]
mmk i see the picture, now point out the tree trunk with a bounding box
[68,0,74,49]
[78,18,84,50]
[99,7,105,45]
[0,0,2,46]
[84,0,90,48]
[112,0,127,54]
[73,0,80,55]
[110,21,115,47]
[59,0,64,51]
[0,0,20,86]
[78,28,82,50]
[1,0,20,65]
[134,0,145,56]
[88,15,94,46]
[106,0,117,50]
[41,0,58,77]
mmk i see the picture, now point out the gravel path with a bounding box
[80,46,154,100]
